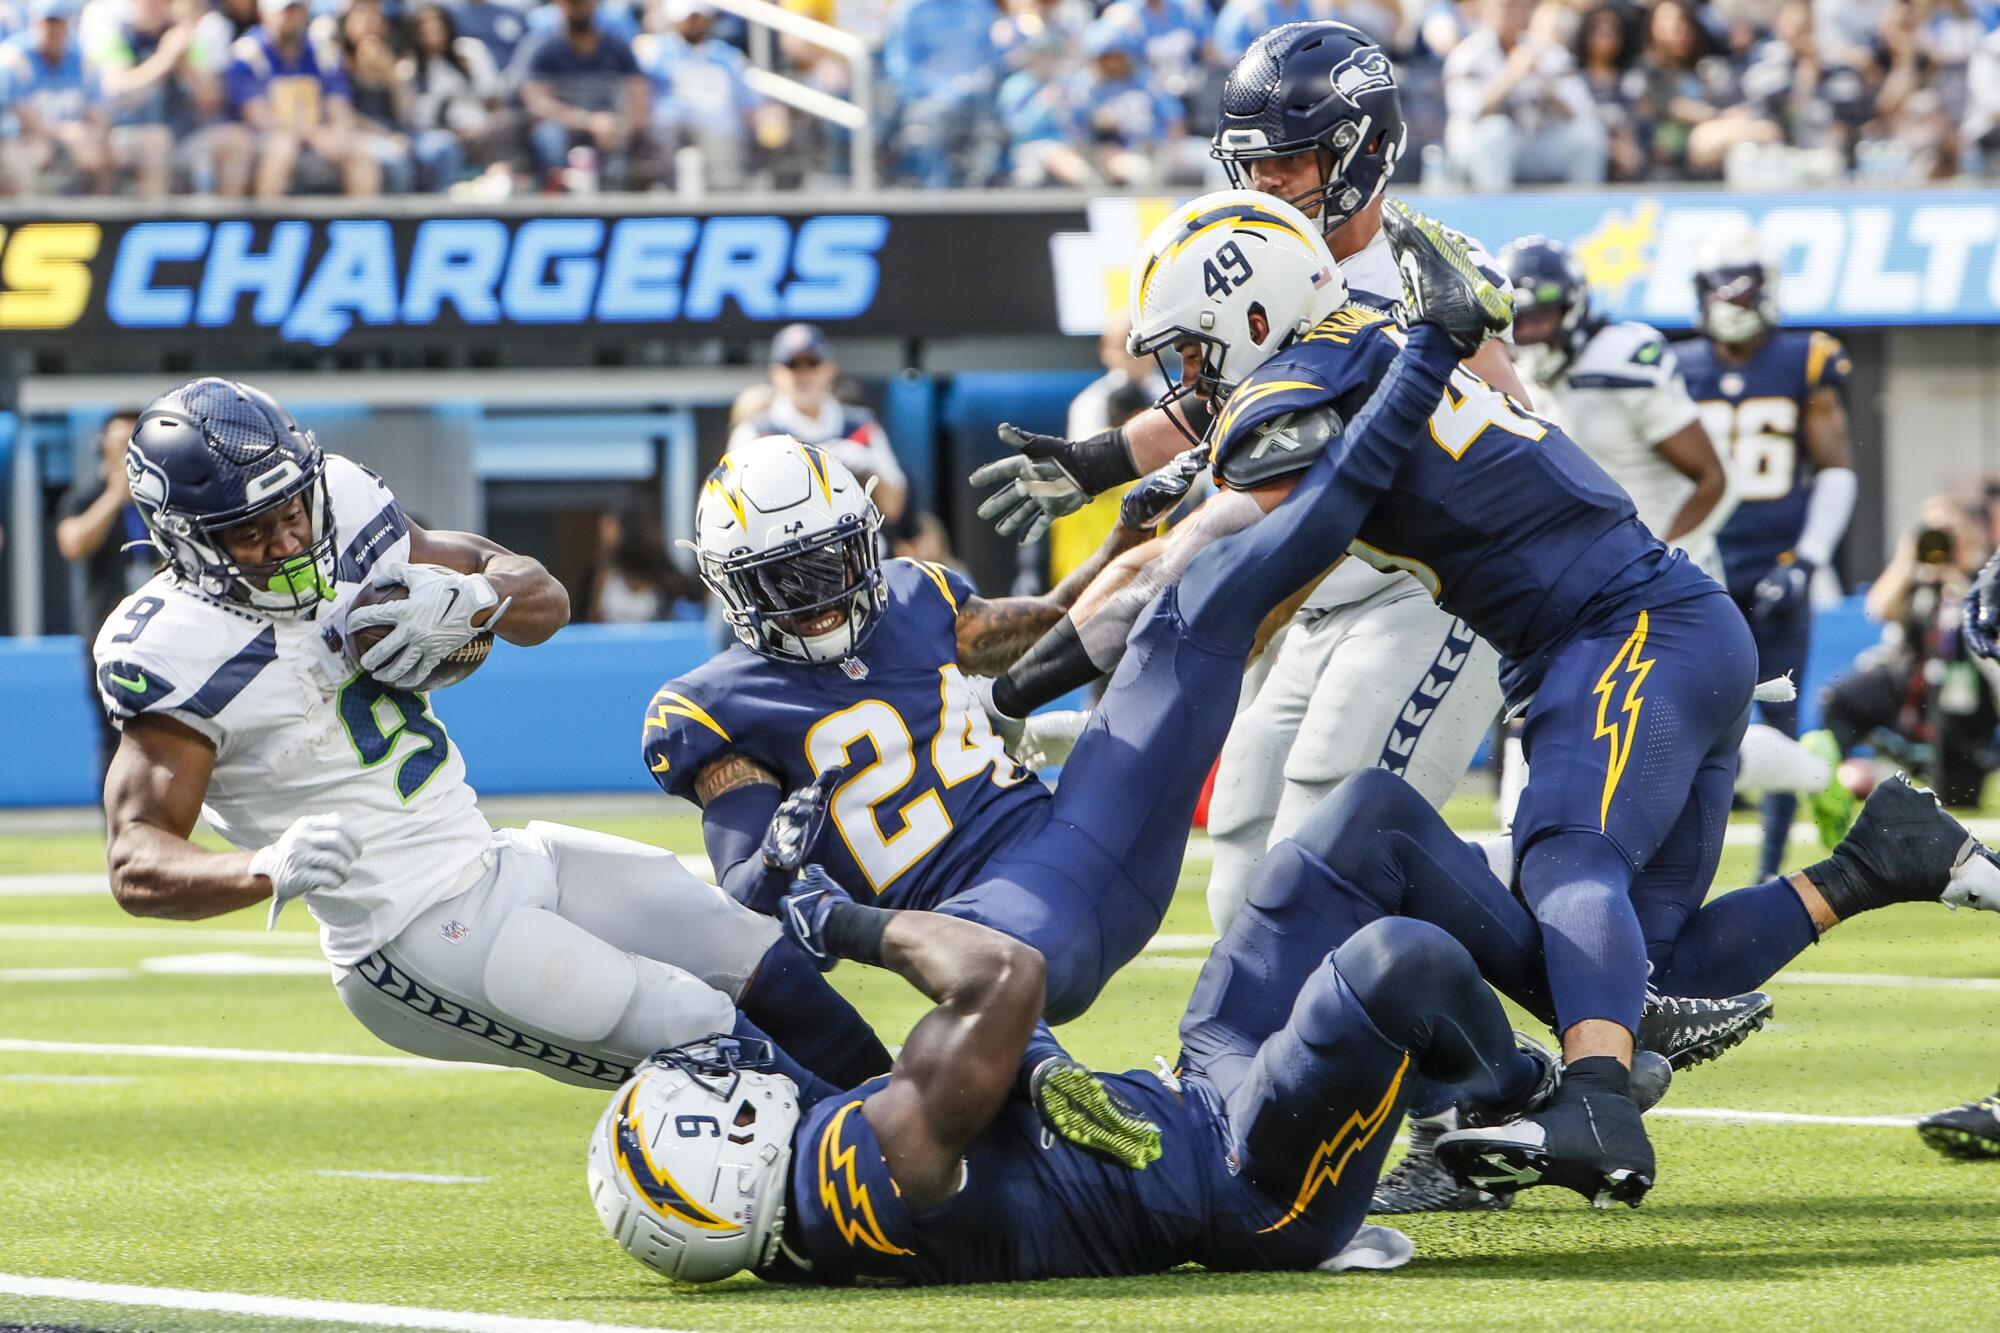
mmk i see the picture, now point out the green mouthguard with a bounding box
[268,555,336,604]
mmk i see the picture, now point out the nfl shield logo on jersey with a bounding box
[440,920,469,945]
[840,656,870,681]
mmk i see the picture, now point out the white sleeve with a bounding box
[1634,349,1702,446]
[1795,467,1858,567]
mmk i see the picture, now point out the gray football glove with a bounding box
[971,424,1093,545]
[254,813,362,929]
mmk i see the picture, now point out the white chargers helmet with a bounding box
[1693,226,1781,346]
[693,434,884,665]
[587,1037,802,1284]
[1126,190,1348,425]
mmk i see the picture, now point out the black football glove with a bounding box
[1964,553,2000,660]
[1119,445,1209,531]
[778,864,854,971]
[1751,557,1813,624]
[760,765,847,876]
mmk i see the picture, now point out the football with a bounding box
[340,579,493,691]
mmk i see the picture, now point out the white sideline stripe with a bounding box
[1654,1107,1919,1128]
[0,1039,514,1072]
[1774,971,2000,992]
[316,1170,491,1185]
[0,924,321,946]
[0,1274,705,1333]
[1,1073,134,1085]
[0,967,132,982]
[141,952,331,977]
[0,873,107,896]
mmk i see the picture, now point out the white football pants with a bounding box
[1207,580,1504,933]
[333,821,779,1088]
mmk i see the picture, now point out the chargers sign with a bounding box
[0,206,1078,348]
[1051,189,2000,333]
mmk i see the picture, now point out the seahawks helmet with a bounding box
[1212,22,1407,234]
[126,378,337,618]
[1694,227,1781,346]
[693,434,884,666]
[588,1037,801,1283]
[1497,235,1595,384]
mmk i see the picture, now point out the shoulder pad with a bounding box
[640,680,735,800]
[888,557,972,614]
[93,585,275,732]
[1569,322,1672,389]
[1806,330,1851,388]
[324,455,410,582]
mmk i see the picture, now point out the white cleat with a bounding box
[1943,840,2000,913]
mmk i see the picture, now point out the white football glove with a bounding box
[970,675,1028,757]
[346,560,507,690]
[253,813,362,930]
[1018,709,1089,770]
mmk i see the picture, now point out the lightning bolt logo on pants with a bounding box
[1257,1052,1410,1233]
[1590,611,1655,829]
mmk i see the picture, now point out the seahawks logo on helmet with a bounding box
[1330,48,1394,101]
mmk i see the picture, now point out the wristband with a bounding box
[823,899,894,966]
[1067,425,1140,495]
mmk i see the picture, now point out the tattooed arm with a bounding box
[955,518,1152,675]
[692,752,796,914]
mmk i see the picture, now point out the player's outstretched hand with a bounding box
[971,424,1093,545]
[1381,200,1513,359]
[254,812,361,930]
[1750,556,1813,624]
[779,864,854,971]
[761,765,847,875]
[1120,445,1208,532]
[347,560,508,690]
[1965,553,2000,659]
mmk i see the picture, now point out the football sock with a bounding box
[1758,792,1797,880]
[1648,876,1818,997]
[729,1012,841,1107]
[1561,1054,1631,1101]
[1518,830,1647,1036]
[737,940,892,1092]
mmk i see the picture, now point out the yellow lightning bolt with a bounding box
[1258,1052,1409,1233]
[817,1100,914,1256]
[1591,611,1656,830]
[1571,201,1659,309]
[642,691,730,742]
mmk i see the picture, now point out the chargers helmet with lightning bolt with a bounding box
[692,433,885,666]
[587,1037,802,1283]
[1693,226,1782,346]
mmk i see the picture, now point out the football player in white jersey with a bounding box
[1495,236,1852,841]
[970,22,1511,938]
[94,379,891,1098]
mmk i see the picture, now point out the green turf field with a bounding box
[3,800,1997,1333]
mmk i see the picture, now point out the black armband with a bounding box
[823,899,895,967]
[1066,425,1140,495]
[993,617,1097,717]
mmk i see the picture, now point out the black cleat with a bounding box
[1371,1109,1514,1215]
[1815,773,2000,915]
[1638,988,1773,1071]
[1029,1057,1162,1170]
[1435,1076,1656,1209]
[1380,200,1514,358]
[1916,1089,2000,1160]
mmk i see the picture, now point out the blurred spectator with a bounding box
[1820,498,1995,804]
[443,0,531,71]
[1101,0,1210,102]
[1071,18,1184,186]
[226,0,379,196]
[728,323,938,556]
[1214,0,1396,64]
[882,0,999,186]
[520,0,649,190]
[86,0,203,196]
[337,0,423,192]
[401,2,511,190]
[576,506,694,623]
[525,0,638,45]
[1442,0,1608,187]
[1630,0,1780,177]
[992,0,1091,71]
[1,0,114,194]
[636,0,785,193]
[55,412,151,780]
[998,31,1089,185]
[1573,3,1646,179]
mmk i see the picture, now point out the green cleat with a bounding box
[1029,1057,1163,1171]
[1801,729,1857,851]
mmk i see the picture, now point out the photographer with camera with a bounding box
[1819,497,1995,806]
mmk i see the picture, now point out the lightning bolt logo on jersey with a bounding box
[1677,329,1850,601]
[642,559,1047,908]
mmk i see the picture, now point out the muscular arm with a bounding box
[1653,418,1729,542]
[858,911,1046,1211]
[1465,338,1531,410]
[691,753,790,914]
[955,518,1151,675]
[406,522,570,646]
[1802,385,1855,474]
[104,715,265,919]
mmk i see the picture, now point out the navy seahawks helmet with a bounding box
[1693,227,1780,346]
[1212,22,1407,234]
[1497,235,1594,382]
[127,378,337,618]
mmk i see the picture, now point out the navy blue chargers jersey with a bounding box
[760,1072,1216,1286]
[642,558,1048,909]
[1677,329,1851,600]
[1214,301,1712,706]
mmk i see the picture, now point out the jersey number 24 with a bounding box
[803,666,1020,892]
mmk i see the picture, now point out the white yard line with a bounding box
[0,1072,134,1085]
[0,923,321,946]
[0,1274,705,1333]
[0,967,133,982]
[0,873,108,896]
[1652,1107,1919,1128]
[1774,971,2000,992]
[0,1038,514,1072]
[316,1170,491,1185]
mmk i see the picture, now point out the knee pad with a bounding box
[1289,769,1420,867]
[483,907,638,1045]
[1333,918,1473,1045]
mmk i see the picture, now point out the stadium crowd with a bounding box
[2,0,1999,196]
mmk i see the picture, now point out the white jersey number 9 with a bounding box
[804,667,1016,892]
[1699,397,1798,502]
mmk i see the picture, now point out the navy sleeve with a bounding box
[1014,1021,1074,1098]
[701,781,793,915]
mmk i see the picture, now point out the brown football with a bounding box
[341,580,493,691]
